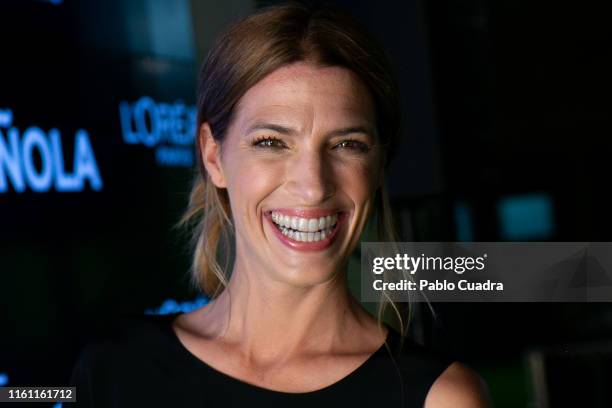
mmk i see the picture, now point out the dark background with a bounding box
[1,0,610,407]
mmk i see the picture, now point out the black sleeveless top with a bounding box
[68,312,453,407]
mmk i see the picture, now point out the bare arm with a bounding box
[424,362,492,408]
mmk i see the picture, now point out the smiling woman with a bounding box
[69,4,490,407]
[197,62,382,292]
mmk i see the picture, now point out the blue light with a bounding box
[145,295,209,315]
[0,109,12,127]
[34,0,63,5]
[119,97,196,168]
[454,201,474,242]
[0,110,103,193]
[53,403,63,408]
[0,372,8,386]
[498,193,554,240]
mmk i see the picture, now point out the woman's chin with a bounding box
[272,265,342,288]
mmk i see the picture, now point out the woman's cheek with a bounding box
[335,160,377,197]
[226,155,285,199]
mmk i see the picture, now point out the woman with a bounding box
[71,4,489,407]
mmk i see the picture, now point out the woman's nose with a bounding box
[284,149,335,204]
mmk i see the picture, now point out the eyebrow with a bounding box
[247,122,298,136]
[246,122,375,138]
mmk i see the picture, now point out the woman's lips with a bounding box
[264,211,347,251]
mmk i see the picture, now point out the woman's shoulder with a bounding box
[424,361,491,407]
[69,313,183,382]
[68,313,191,406]
[73,312,179,360]
[382,330,490,407]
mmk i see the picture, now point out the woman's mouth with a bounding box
[264,209,345,251]
[272,212,337,242]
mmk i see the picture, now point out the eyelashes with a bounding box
[333,139,371,153]
[250,135,372,153]
[251,136,287,149]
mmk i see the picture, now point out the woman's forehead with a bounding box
[232,62,376,132]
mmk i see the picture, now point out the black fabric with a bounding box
[68,312,453,407]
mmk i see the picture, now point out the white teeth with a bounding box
[278,225,334,242]
[298,218,308,231]
[271,211,339,242]
[307,219,318,231]
[270,212,338,232]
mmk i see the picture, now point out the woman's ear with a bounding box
[199,123,227,188]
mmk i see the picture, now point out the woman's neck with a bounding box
[197,263,376,365]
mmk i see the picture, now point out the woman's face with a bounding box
[202,62,383,288]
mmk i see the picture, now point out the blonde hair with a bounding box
[178,4,409,339]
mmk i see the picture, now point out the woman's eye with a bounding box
[253,137,285,149]
[335,139,370,153]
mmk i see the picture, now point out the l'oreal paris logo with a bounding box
[0,109,103,193]
[119,97,196,167]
